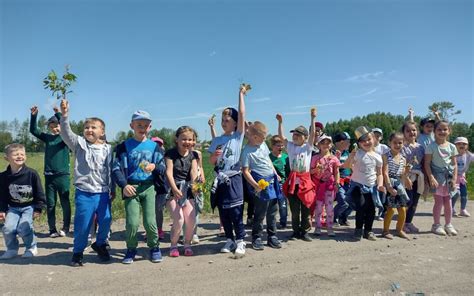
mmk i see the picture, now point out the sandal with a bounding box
[382,232,393,240]
[169,247,180,257]
[184,247,193,257]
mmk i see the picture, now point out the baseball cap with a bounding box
[372,128,383,135]
[315,122,324,130]
[46,116,59,125]
[333,132,350,142]
[454,137,468,144]
[420,117,435,126]
[317,134,332,144]
[290,125,309,137]
[132,110,152,121]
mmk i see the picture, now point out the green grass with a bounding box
[1,152,472,222]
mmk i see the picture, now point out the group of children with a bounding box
[0,87,472,266]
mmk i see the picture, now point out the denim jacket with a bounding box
[345,180,382,210]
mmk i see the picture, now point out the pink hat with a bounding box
[151,137,164,147]
[315,122,324,130]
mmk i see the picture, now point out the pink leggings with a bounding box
[433,195,452,225]
[314,191,334,228]
[167,199,196,248]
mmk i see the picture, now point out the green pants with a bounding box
[45,174,71,233]
[124,185,158,249]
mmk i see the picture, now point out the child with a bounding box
[424,120,458,236]
[191,133,205,244]
[112,110,165,264]
[414,108,441,150]
[310,135,340,237]
[59,99,113,266]
[269,135,290,229]
[401,121,425,233]
[242,122,282,250]
[372,127,389,221]
[0,144,46,259]
[332,132,352,226]
[276,108,316,242]
[30,106,71,237]
[312,122,324,153]
[452,137,473,217]
[151,137,167,241]
[164,126,197,257]
[208,86,247,256]
[344,127,384,241]
[382,132,410,240]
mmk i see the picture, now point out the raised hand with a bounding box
[208,114,215,127]
[276,113,283,123]
[60,99,69,116]
[30,106,38,115]
[53,106,60,113]
[311,107,317,119]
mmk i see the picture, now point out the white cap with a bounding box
[454,137,468,144]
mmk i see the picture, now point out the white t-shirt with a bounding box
[351,150,383,187]
[374,143,389,155]
[457,151,474,176]
[287,141,312,173]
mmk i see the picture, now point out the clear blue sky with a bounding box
[1,0,472,141]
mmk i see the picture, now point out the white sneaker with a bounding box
[444,224,458,236]
[460,209,471,217]
[49,232,60,238]
[235,240,246,257]
[58,230,66,237]
[327,228,336,237]
[0,250,18,260]
[191,234,200,244]
[220,239,236,253]
[431,224,446,236]
[22,246,38,258]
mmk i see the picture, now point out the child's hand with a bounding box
[335,150,342,159]
[30,106,38,115]
[0,212,5,222]
[404,178,413,190]
[429,176,439,188]
[377,185,386,193]
[172,188,183,199]
[33,211,41,219]
[388,187,397,197]
[144,163,155,173]
[208,115,215,127]
[275,113,283,123]
[123,185,137,198]
[253,185,262,193]
[60,99,69,116]
[53,106,60,113]
[310,107,317,119]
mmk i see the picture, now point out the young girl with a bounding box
[191,132,205,244]
[382,132,410,240]
[401,121,425,233]
[452,137,473,217]
[310,135,340,237]
[344,127,384,241]
[424,120,458,236]
[165,126,198,257]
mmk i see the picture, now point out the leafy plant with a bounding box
[43,65,77,99]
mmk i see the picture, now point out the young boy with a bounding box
[269,135,290,229]
[241,122,282,250]
[0,143,46,259]
[276,108,316,241]
[208,86,247,256]
[332,132,353,226]
[372,127,389,221]
[112,110,165,264]
[59,99,113,267]
[30,106,71,238]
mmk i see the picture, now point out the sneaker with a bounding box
[191,234,200,244]
[122,249,137,264]
[71,252,83,267]
[431,224,446,236]
[91,242,111,262]
[288,232,300,241]
[235,240,246,257]
[382,231,394,240]
[277,223,287,230]
[354,229,363,241]
[104,240,111,250]
[452,210,459,217]
[49,231,61,238]
[376,217,384,221]
[150,247,163,262]
[220,239,237,253]
[301,233,312,242]
[184,247,193,257]
[460,209,471,217]
[364,231,377,241]
[0,249,18,260]
[246,218,253,228]
[169,247,180,257]
[22,246,38,258]
[158,229,165,240]
[444,224,458,236]
[339,220,351,227]
[252,238,265,251]
[327,228,336,237]
[397,231,410,240]
[267,236,282,249]
[313,227,322,236]
[58,229,67,237]
[404,223,419,233]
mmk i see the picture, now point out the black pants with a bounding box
[252,196,278,240]
[353,187,375,232]
[218,205,246,240]
[243,177,254,220]
[406,180,420,223]
[288,186,311,235]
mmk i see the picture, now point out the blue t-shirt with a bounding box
[401,143,425,171]
[125,138,158,182]
[338,150,352,178]
[241,142,274,177]
[208,132,244,172]
[417,133,434,150]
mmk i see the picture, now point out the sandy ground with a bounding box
[0,200,473,296]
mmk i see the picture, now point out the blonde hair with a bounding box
[4,143,25,156]
[248,121,268,138]
[85,117,106,130]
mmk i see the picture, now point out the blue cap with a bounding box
[132,110,152,121]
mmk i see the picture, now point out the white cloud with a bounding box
[345,71,385,82]
[209,51,217,57]
[353,88,377,98]
[250,97,271,103]
[293,102,345,109]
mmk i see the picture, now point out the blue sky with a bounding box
[1,0,472,141]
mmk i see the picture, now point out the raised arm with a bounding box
[59,99,79,151]
[208,115,217,139]
[29,106,46,140]
[236,86,246,134]
[307,108,317,146]
[276,113,288,145]
[408,107,414,122]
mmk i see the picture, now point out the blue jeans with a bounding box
[218,204,246,241]
[73,189,111,253]
[334,184,352,223]
[278,195,288,226]
[452,183,468,210]
[2,206,36,251]
[376,191,386,218]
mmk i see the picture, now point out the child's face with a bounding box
[373,132,382,145]
[336,139,350,151]
[83,121,105,144]
[403,124,418,142]
[434,122,450,141]
[292,133,306,146]
[221,115,237,134]
[422,122,434,134]
[455,142,468,154]
[389,136,404,152]
[314,127,323,139]
[248,131,265,146]
[358,134,374,152]
[318,139,332,153]
[130,119,152,137]
[5,148,26,167]
[176,131,194,151]
[271,142,284,155]
[48,123,61,135]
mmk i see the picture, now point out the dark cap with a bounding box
[420,117,435,126]
[314,122,324,130]
[290,125,309,137]
[226,107,239,123]
[47,116,59,125]
[333,132,350,142]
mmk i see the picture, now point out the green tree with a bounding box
[428,101,461,122]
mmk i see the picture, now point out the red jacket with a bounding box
[283,171,315,209]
